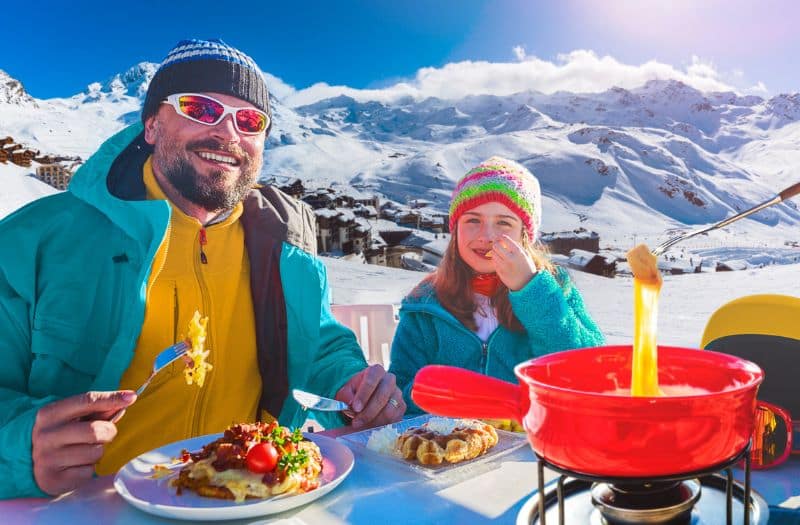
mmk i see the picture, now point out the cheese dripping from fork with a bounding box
[625,244,663,397]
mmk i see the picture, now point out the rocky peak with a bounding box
[0,69,36,106]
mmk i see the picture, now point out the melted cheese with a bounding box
[184,310,213,387]
[184,451,309,503]
[188,457,273,502]
[626,244,662,397]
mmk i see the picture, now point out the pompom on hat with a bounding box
[449,156,542,239]
[142,38,271,132]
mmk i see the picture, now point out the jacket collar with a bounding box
[70,123,317,255]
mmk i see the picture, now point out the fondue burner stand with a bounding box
[524,444,766,525]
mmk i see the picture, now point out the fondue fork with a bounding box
[651,181,800,256]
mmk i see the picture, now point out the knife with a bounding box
[292,389,356,418]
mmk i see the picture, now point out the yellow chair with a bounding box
[701,294,800,417]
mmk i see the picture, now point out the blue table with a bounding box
[744,456,800,525]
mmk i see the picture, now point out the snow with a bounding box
[0,164,57,218]
[3,64,800,351]
[324,255,800,348]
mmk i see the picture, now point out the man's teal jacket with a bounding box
[0,124,366,498]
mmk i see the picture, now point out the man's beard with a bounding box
[152,134,261,212]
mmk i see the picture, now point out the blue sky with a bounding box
[4,0,800,100]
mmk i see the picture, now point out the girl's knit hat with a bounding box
[449,156,542,239]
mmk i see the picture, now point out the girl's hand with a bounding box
[491,234,537,291]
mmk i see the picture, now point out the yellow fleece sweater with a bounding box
[97,158,261,475]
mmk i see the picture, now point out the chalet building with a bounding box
[380,202,401,221]
[2,135,85,191]
[35,164,74,190]
[314,208,371,255]
[2,142,39,168]
[396,233,448,266]
[276,178,305,199]
[334,194,355,208]
[540,228,600,255]
[408,198,433,209]
[716,260,748,272]
[377,229,412,246]
[566,249,616,277]
[395,210,422,229]
[384,244,424,269]
[389,210,446,234]
[364,235,388,266]
[657,259,696,275]
[420,215,446,234]
[353,194,380,210]
[400,252,437,272]
[303,188,336,209]
[353,203,378,219]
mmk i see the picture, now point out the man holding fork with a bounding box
[0,38,405,498]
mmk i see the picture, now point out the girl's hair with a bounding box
[413,228,559,332]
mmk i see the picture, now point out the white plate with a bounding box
[114,432,353,521]
[339,414,528,478]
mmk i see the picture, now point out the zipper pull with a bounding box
[199,228,208,264]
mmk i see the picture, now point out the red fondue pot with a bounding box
[411,345,763,477]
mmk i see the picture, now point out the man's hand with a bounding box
[32,390,137,496]
[491,234,537,291]
[335,365,405,429]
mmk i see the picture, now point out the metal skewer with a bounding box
[651,181,800,256]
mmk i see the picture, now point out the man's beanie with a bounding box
[449,156,542,239]
[142,38,271,130]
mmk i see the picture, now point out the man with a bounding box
[0,39,405,499]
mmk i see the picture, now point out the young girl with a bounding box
[389,157,604,414]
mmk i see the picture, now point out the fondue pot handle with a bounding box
[411,365,529,422]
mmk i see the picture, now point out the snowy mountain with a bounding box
[0,69,36,107]
[3,66,800,252]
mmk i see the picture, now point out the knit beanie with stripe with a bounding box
[142,38,271,131]
[449,156,542,239]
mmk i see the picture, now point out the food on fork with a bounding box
[625,244,662,286]
[171,422,323,502]
[395,418,498,465]
[184,310,213,387]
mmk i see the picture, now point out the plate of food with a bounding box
[339,414,528,477]
[114,422,353,521]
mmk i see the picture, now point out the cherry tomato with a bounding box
[245,442,279,473]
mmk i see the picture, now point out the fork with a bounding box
[651,181,800,257]
[109,340,191,423]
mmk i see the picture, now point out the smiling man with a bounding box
[0,39,405,499]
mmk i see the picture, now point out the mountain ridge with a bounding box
[2,67,800,246]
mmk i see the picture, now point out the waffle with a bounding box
[396,420,498,465]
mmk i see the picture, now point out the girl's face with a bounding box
[456,201,524,274]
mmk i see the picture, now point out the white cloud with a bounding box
[262,72,296,100]
[284,48,765,108]
[746,81,769,95]
[686,55,719,79]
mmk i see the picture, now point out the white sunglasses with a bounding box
[161,93,270,134]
